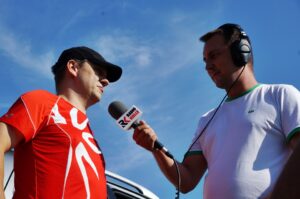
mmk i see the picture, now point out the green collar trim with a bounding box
[226,84,262,102]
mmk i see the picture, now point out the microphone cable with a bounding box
[175,65,245,198]
[155,150,181,198]
[186,65,246,156]
[157,66,245,199]
[173,159,181,199]
[4,169,14,191]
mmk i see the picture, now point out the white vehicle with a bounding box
[4,151,159,199]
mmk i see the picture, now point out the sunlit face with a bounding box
[203,34,240,90]
[76,60,109,106]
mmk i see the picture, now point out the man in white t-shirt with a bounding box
[132,23,300,199]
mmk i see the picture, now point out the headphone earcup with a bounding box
[230,38,251,67]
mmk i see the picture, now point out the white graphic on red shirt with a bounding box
[62,146,73,198]
[82,132,101,154]
[51,104,67,124]
[70,108,88,130]
[75,142,99,199]
[52,106,101,199]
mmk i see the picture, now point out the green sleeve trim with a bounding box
[287,127,300,142]
[183,151,203,160]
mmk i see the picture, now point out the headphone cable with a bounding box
[4,169,14,191]
[186,65,246,153]
[173,158,181,199]
[173,66,245,199]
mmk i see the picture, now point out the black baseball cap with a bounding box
[52,46,122,82]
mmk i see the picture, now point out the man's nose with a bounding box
[205,61,214,71]
[100,78,109,87]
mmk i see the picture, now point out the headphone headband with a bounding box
[218,23,252,67]
[218,23,249,42]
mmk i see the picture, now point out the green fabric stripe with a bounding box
[184,151,203,159]
[287,127,300,142]
[226,84,262,102]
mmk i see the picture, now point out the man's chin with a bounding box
[214,81,224,89]
[90,95,101,106]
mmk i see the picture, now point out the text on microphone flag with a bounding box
[116,105,143,130]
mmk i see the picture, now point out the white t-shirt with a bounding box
[187,84,300,199]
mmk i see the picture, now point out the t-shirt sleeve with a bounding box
[0,91,51,142]
[188,122,204,152]
[184,112,213,159]
[278,85,300,141]
[184,107,217,159]
[184,122,204,159]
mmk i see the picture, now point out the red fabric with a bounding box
[1,90,107,199]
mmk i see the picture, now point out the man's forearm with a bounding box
[152,150,179,188]
[0,152,6,199]
[270,139,300,199]
[0,122,14,199]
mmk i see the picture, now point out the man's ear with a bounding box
[66,60,79,77]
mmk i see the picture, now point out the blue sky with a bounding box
[1,0,300,198]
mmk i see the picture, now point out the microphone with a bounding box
[108,101,174,159]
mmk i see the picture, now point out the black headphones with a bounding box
[218,23,252,67]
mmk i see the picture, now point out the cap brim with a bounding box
[93,60,122,82]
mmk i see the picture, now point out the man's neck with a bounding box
[226,72,258,99]
[57,89,88,114]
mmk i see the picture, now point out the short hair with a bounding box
[200,23,254,66]
[52,59,85,92]
[201,23,250,43]
[52,61,66,90]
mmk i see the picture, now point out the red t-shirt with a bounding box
[0,90,107,199]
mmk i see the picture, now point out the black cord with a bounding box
[173,158,181,199]
[4,169,14,191]
[186,65,246,154]
[171,66,245,199]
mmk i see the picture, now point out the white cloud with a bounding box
[94,35,153,69]
[135,50,151,66]
[86,18,205,119]
[58,11,86,36]
[92,29,200,76]
[0,25,55,78]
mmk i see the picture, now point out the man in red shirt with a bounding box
[0,46,122,199]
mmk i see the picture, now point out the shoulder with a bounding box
[196,108,217,130]
[21,89,53,97]
[200,108,216,121]
[258,84,300,97]
[21,90,57,101]
[260,84,299,93]
[260,84,300,111]
[20,90,58,107]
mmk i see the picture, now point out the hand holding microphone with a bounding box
[133,120,158,151]
[108,101,181,198]
[108,101,174,159]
